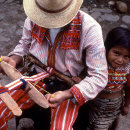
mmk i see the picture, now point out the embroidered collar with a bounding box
[30,11,81,49]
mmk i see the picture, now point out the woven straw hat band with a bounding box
[35,0,73,13]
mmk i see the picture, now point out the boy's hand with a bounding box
[121,105,129,116]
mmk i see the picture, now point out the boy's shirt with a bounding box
[104,63,130,93]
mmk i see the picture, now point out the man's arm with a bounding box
[9,17,32,58]
[70,24,108,106]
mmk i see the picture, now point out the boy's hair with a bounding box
[104,27,130,56]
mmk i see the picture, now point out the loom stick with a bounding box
[26,54,76,86]
[0,61,49,108]
[0,84,22,116]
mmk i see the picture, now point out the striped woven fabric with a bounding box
[0,67,54,92]
[0,68,54,130]
[88,97,123,130]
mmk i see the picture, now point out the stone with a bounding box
[108,1,115,6]
[0,14,5,20]
[91,12,102,19]
[7,118,16,130]
[9,25,17,33]
[17,118,35,130]
[0,0,5,3]
[81,7,88,13]
[100,4,105,8]
[98,18,104,22]
[116,1,128,13]
[122,15,130,24]
[108,1,116,9]
[101,14,119,22]
[0,35,10,42]
[92,8,112,13]
[16,28,23,36]
[0,28,4,33]
[18,21,24,27]
[120,24,128,28]
[6,0,14,3]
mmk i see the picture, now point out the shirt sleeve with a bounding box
[9,17,33,57]
[70,15,108,106]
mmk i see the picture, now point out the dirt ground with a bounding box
[0,0,130,130]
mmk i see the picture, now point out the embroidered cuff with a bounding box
[70,85,86,106]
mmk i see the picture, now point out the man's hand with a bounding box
[45,89,73,108]
[0,56,16,73]
[1,56,16,67]
[0,55,23,73]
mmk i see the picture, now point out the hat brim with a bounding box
[23,0,83,28]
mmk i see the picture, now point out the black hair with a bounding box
[104,27,130,56]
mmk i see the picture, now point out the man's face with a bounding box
[107,46,130,68]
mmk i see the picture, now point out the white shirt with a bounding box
[10,10,108,106]
[49,28,61,45]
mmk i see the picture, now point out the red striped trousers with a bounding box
[0,83,79,130]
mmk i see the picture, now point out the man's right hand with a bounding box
[0,56,17,73]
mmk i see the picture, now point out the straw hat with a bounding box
[23,0,83,28]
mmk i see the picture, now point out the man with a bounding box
[0,0,108,129]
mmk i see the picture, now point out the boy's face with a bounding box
[107,46,130,68]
